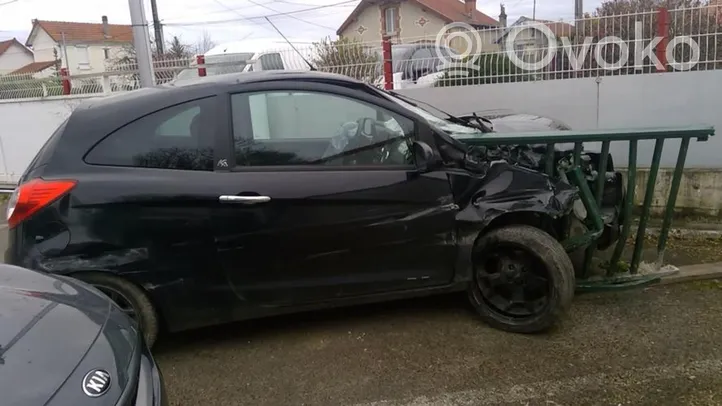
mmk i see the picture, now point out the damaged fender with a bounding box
[449,161,579,284]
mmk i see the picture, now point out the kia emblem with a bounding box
[82,369,111,397]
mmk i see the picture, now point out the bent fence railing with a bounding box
[458,125,715,292]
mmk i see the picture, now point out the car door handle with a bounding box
[219,195,271,204]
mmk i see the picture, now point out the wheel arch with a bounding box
[482,210,564,241]
[67,270,168,333]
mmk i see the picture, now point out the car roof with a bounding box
[75,70,365,111]
[165,69,359,87]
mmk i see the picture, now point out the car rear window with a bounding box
[84,97,216,171]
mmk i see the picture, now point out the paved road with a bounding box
[2,227,722,405]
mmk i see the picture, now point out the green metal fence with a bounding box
[458,125,715,291]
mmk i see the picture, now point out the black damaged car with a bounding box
[5,71,625,347]
[0,264,166,406]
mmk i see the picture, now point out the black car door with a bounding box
[211,81,458,306]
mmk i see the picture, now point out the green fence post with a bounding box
[630,139,665,274]
[655,137,691,266]
[610,140,638,269]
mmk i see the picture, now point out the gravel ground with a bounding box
[153,281,722,406]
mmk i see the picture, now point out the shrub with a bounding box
[435,53,534,87]
[311,36,379,81]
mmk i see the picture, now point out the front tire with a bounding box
[73,273,159,347]
[468,225,575,333]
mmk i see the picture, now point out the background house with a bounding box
[337,0,501,53]
[0,38,34,74]
[24,16,133,75]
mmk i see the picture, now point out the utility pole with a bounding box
[128,0,155,88]
[150,0,164,55]
[575,0,584,35]
[61,31,70,74]
[533,0,536,20]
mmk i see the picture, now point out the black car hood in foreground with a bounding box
[0,265,138,406]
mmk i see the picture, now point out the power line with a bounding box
[0,0,19,6]
[163,0,358,27]
[245,0,337,30]
[209,0,278,35]
[161,0,276,22]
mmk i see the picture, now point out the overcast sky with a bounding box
[0,0,602,45]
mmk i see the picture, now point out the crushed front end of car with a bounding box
[468,142,626,255]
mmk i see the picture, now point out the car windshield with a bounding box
[174,52,255,80]
[380,91,483,137]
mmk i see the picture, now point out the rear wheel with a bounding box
[468,225,575,333]
[73,273,159,348]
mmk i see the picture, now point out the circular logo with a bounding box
[435,22,483,70]
[82,369,111,397]
[504,21,558,71]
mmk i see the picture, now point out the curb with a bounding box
[659,262,722,286]
[633,225,722,239]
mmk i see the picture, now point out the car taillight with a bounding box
[6,179,77,229]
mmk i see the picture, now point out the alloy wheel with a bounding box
[475,243,552,318]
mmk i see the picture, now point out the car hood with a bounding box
[0,265,137,406]
[459,110,601,153]
[463,109,572,133]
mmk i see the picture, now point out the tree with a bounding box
[167,35,192,59]
[107,36,195,87]
[311,36,379,80]
[194,30,216,54]
[435,53,533,87]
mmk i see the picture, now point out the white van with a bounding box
[174,38,316,81]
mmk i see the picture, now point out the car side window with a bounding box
[85,97,216,171]
[230,90,415,167]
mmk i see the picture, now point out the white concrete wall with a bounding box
[0,43,34,73]
[0,96,95,183]
[397,70,722,168]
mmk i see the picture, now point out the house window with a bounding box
[384,7,398,34]
[103,48,110,60]
[77,45,90,69]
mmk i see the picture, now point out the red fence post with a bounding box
[197,54,207,77]
[656,7,669,72]
[382,37,393,90]
[60,68,71,95]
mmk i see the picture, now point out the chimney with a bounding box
[499,4,508,28]
[102,15,109,38]
[465,0,477,18]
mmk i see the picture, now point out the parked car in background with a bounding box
[174,38,315,81]
[372,43,459,89]
[6,71,625,348]
[0,264,165,406]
